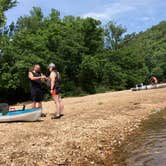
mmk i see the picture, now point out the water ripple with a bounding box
[111,111,166,166]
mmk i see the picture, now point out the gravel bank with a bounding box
[0,88,166,165]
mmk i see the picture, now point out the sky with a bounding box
[5,0,166,33]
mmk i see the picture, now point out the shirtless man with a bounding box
[150,76,158,85]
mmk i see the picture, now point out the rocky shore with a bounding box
[0,88,166,165]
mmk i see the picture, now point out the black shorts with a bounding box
[31,88,43,102]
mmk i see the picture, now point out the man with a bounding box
[28,64,46,117]
[48,63,64,119]
[150,76,158,85]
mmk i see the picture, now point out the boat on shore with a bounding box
[0,108,41,122]
[131,83,166,91]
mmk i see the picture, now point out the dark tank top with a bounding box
[52,71,61,89]
[30,71,42,90]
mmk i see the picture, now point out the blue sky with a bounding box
[5,0,166,33]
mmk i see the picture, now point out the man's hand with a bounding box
[41,75,46,80]
[50,89,54,95]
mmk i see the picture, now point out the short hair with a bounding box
[34,64,40,67]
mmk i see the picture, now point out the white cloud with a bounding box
[83,1,134,20]
[82,0,157,20]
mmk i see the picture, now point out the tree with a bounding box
[82,17,104,54]
[0,6,166,102]
[0,0,17,26]
[78,55,101,93]
[105,21,126,50]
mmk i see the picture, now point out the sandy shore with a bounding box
[0,88,166,165]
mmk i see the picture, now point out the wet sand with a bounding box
[0,88,166,165]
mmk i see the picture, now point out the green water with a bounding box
[110,110,166,166]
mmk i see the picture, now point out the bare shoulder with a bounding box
[50,71,56,78]
[28,71,33,76]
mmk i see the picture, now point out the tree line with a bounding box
[0,1,166,103]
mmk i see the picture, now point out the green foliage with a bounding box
[0,0,17,26]
[78,55,101,93]
[0,6,166,103]
[123,21,166,82]
[105,21,127,50]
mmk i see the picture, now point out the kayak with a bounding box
[131,83,166,91]
[0,108,41,122]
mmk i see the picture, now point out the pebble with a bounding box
[90,161,94,164]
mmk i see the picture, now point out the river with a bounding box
[110,110,166,166]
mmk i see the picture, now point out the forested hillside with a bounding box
[0,2,166,102]
[122,21,166,82]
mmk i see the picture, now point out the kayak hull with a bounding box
[131,83,166,91]
[0,108,41,122]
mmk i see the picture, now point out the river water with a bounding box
[110,110,166,166]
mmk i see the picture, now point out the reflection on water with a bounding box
[111,110,166,166]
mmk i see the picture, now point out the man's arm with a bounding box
[28,72,42,81]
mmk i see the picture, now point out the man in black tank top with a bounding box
[28,65,46,116]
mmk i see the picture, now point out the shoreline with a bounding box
[71,109,166,166]
[106,108,166,166]
[0,88,166,165]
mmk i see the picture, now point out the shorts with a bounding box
[51,87,62,96]
[31,88,43,102]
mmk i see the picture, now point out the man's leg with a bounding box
[37,102,46,117]
[58,94,64,115]
[38,102,42,108]
[31,89,36,108]
[36,90,46,117]
[32,102,36,108]
[52,95,61,118]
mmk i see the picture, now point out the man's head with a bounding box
[48,63,56,72]
[34,64,41,72]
